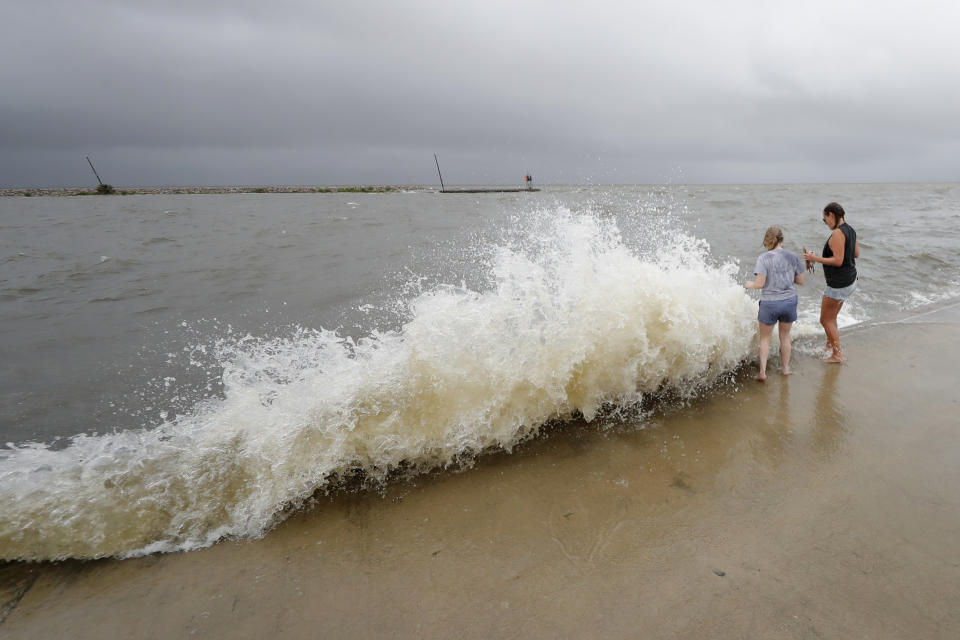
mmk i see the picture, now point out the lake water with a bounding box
[2,183,958,559]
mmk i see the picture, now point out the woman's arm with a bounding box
[804,230,845,266]
[824,230,846,266]
[854,241,860,259]
[744,274,766,289]
[794,272,805,285]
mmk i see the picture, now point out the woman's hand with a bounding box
[745,274,765,290]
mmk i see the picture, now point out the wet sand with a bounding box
[3,302,960,639]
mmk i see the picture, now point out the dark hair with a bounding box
[823,202,846,220]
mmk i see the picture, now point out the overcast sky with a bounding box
[2,0,959,187]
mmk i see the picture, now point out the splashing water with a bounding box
[0,209,757,560]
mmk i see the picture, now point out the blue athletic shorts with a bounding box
[758,296,798,325]
[824,282,857,301]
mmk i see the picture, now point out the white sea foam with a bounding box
[903,282,960,309]
[0,209,757,560]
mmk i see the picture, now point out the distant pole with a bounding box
[86,156,104,185]
[434,154,446,192]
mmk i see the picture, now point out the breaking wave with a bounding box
[0,208,757,560]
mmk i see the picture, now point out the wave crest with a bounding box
[0,209,756,560]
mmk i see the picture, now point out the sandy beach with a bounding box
[2,300,959,639]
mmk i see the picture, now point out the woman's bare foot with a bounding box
[781,368,792,376]
[756,372,767,381]
[823,355,844,364]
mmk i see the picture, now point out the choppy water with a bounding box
[1,183,958,559]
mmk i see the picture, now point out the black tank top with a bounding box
[823,223,857,288]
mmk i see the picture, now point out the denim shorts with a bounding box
[758,296,798,325]
[824,282,857,301]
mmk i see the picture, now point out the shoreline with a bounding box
[0,185,429,197]
[3,181,957,197]
[2,300,959,638]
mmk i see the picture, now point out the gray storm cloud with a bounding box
[2,0,959,187]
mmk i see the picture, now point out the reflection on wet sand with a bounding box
[751,374,795,468]
[812,364,847,456]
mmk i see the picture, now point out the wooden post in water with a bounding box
[86,156,104,185]
[85,156,115,194]
[434,154,446,193]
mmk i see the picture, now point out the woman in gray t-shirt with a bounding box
[744,226,805,381]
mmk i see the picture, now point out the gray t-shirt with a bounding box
[754,249,804,301]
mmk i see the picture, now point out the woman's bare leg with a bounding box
[778,321,793,374]
[757,322,775,380]
[820,296,845,363]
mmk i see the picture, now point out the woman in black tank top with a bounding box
[803,202,860,363]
